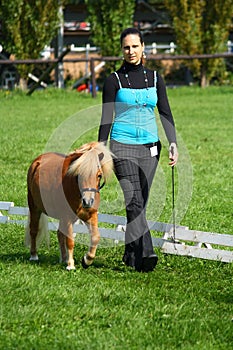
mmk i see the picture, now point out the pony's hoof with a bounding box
[29,255,39,261]
[81,257,90,269]
[66,265,76,271]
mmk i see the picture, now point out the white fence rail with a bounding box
[68,41,233,55]
[0,201,232,263]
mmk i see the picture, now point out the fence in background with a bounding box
[1,40,233,90]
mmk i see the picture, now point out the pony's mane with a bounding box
[67,142,113,180]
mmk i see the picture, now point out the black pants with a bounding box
[110,140,161,271]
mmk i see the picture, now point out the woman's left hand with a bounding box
[169,142,178,167]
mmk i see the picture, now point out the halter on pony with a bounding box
[77,151,106,200]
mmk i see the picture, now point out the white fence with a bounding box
[68,41,233,55]
[1,201,233,263]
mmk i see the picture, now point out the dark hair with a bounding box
[120,27,144,47]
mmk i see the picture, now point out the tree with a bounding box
[164,0,233,87]
[0,0,66,89]
[85,0,135,72]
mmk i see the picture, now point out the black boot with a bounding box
[142,254,158,272]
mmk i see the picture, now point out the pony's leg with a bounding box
[58,221,75,271]
[82,212,100,268]
[57,230,67,264]
[29,211,41,261]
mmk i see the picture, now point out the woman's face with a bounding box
[121,34,144,65]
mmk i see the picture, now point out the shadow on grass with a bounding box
[0,251,62,267]
[0,249,130,274]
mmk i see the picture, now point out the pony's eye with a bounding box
[98,174,102,180]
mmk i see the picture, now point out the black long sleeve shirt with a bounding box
[98,62,177,144]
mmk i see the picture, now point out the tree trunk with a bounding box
[200,62,209,87]
[19,77,28,90]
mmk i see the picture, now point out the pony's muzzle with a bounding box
[82,197,94,208]
[82,193,95,208]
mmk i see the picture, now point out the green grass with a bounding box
[0,87,232,350]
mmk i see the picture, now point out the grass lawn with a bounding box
[0,87,232,350]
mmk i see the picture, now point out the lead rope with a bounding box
[172,165,176,242]
[172,165,180,251]
[171,144,178,247]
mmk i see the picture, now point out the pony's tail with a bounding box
[25,213,50,249]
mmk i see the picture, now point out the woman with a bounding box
[98,27,178,272]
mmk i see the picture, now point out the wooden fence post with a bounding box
[90,58,97,98]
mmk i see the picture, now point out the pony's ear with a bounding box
[98,152,104,162]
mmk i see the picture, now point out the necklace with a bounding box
[124,65,149,90]
[123,65,149,105]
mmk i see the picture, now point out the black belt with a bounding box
[143,141,160,148]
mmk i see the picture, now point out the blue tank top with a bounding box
[110,71,159,144]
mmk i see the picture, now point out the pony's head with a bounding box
[67,142,114,208]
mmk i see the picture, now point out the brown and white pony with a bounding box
[25,142,113,270]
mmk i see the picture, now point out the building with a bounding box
[63,1,175,47]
